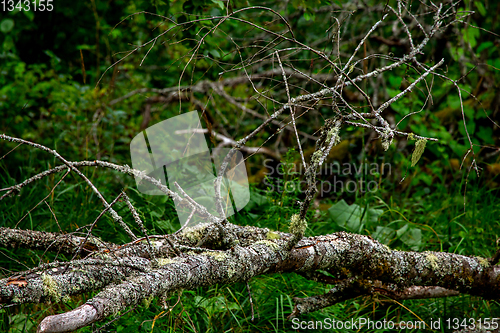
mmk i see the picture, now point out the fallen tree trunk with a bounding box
[1,225,498,332]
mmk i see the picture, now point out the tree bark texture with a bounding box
[0,224,498,332]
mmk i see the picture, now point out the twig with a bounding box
[0,134,136,240]
[246,281,255,321]
[375,58,445,116]
[276,51,307,170]
[14,168,71,228]
[66,192,125,268]
[121,191,156,260]
[174,128,280,159]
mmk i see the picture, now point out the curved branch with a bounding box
[11,230,497,332]
[0,227,113,256]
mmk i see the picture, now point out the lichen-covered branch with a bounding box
[0,256,149,305]
[0,227,113,256]
[297,118,342,220]
[1,225,498,332]
[290,280,460,317]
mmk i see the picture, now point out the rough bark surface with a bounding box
[1,225,498,332]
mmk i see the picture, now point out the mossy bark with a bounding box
[0,225,498,332]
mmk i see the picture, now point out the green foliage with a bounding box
[328,199,383,234]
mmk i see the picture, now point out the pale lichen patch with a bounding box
[42,273,61,302]
[381,129,393,151]
[143,294,154,308]
[426,253,439,271]
[382,244,392,253]
[226,260,238,279]
[181,223,211,242]
[266,231,280,240]
[157,258,175,266]
[202,251,227,261]
[478,257,490,268]
[151,240,163,250]
[227,267,236,278]
[255,240,280,251]
[325,122,341,146]
[289,214,307,235]
[310,150,323,165]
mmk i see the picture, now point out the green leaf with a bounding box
[209,49,221,58]
[44,50,61,63]
[386,88,400,98]
[76,44,96,50]
[449,46,464,61]
[390,100,406,114]
[211,0,224,10]
[396,223,409,237]
[152,0,169,15]
[0,19,14,33]
[475,126,493,144]
[477,41,493,54]
[449,140,467,157]
[388,75,402,89]
[372,226,395,244]
[23,9,35,21]
[400,228,422,251]
[150,207,165,218]
[2,35,15,51]
[458,119,475,136]
[474,1,487,16]
[155,219,172,230]
[8,313,35,332]
[195,295,237,316]
[411,138,427,167]
[462,27,479,48]
[328,200,383,233]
